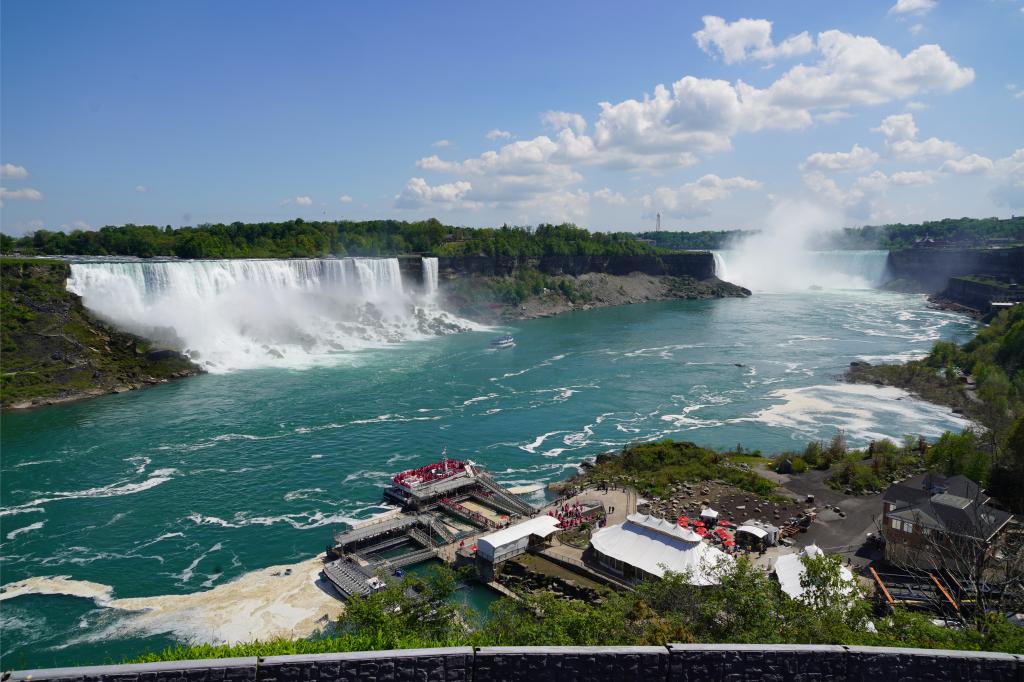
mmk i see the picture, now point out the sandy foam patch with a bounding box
[0,554,344,646]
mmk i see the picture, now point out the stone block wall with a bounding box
[10,645,1022,682]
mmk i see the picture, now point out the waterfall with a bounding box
[712,250,889,292]
[421,257,439,297]
[66,258,471,372]
[712,252,729,281]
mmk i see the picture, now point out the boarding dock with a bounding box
[323,456,540,598]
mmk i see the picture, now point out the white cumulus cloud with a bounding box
[338,194,353,204]
[693,16,813,64]
[0,187,44,207]
[135,185,148,193]
[294,196,313,206]
[874,112,962,160]
[592,187,627,205]
[940,154,994,175]
[642,174,761,219]
[801,144,879,172]
[889,170,938,185]
[1,163,29,179]
[889,0,937,16]
[485,129,512,140]
[431,139,453,148]
[395,178,476,209]
[542,111,588,135]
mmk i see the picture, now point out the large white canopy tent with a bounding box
[590,513,732,585]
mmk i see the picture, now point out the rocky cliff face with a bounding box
[1,259,201,409]
[435,252,717,279]
[886,246,1023,292]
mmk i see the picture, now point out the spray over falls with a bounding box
[66,257,470,372]
[712,200,888,291]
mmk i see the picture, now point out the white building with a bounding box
[477,515,561,564]
[589,513,732,585]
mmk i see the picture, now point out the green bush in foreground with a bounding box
[128,558,1023,663]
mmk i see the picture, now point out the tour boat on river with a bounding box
[490,335,515,349]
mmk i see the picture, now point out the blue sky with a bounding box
[2,0,1022,235]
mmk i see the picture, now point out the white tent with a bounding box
[736,520,779,546]
[736,524,768,539]
[477,515,560,564]
[700,507,719,521]
[590,513,732,585]
[773,544,856,601]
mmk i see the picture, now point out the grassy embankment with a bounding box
[0,258,199,408]
[573,439,781,500]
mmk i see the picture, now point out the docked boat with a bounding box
[490,334,515,349]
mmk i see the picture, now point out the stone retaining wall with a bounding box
[10,644,1022,682]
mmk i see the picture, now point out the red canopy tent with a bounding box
[677,516,690,526]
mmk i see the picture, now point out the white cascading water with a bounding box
[710,199,889,292]
[421,257,439,298]
[713,249,889,291]
[66,258,471,372]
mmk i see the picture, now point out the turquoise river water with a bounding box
[0,262,978,668]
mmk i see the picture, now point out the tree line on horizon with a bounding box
[1,216,1020,259]
[0,220,660,260]
[637,216,1024,250]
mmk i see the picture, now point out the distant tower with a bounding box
[656,212,661,232]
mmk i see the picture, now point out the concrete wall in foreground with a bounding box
[10,644,1022,682]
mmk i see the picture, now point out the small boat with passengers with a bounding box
[490,334,515,349]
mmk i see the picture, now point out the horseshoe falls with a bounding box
[713,249,890,292]
[66,257,470,372]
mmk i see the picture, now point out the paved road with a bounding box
[775,469,885,566]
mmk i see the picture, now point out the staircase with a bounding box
[408,527,433,548]
[476,474,536,517]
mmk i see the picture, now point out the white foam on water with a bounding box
[505,483,546,495]
[13,459,61,469]
[283,488,326,502]
[0,468,179,516]
[519,431,568,454]
[463,393,498,405]
[747,383,973,444]
[1,555,345,646]
[176,543,223,584]
[5,520,46,540]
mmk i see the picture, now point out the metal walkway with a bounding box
[333,515,418,550]
[477,473,536,517]
[383,547,437,570]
